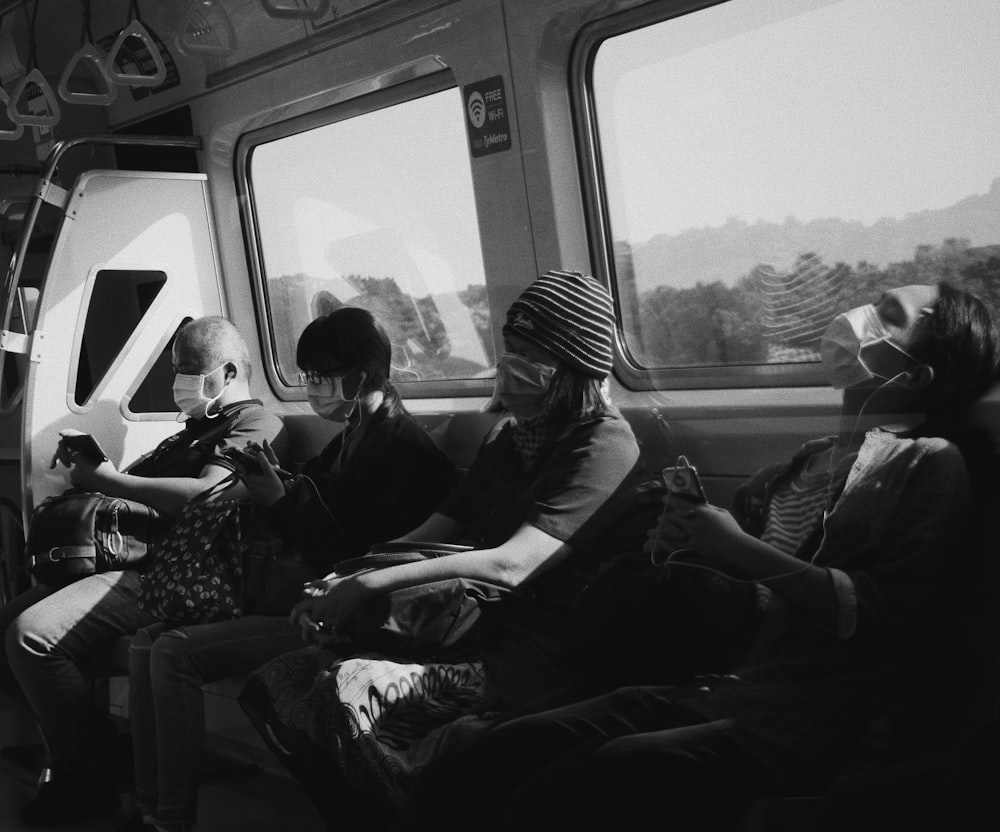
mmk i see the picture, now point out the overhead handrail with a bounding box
[58,0,117,106]
[0,134,203,416]
[175,0,238,57]
[6,1,60,128]
[105,1,168,88]
[0,87,25,142]
[261,0,331,21]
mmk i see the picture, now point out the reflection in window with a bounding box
[249,87,492,385]
[593,0,1000,370]
[76,270,167,406]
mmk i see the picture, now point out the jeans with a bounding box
[0,583,59,707]
[128,615,304,826]
[4,570,158,764]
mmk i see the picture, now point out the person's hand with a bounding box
[289,574,373,644]
[646,496,749,568]
[241,442,289,508]
[51,437,74,469]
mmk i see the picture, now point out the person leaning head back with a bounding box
[495,269,617,425]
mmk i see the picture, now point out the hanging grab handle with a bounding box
[6,67,60,128]
[175,0,238,57]
[105,20,168,87]
[58,43,118,106]
[58,1,117,105]
[0,87,25,141]
[6,1,59,127]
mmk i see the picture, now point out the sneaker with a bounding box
[19,776,121,827]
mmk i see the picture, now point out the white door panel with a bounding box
[22,171,224,515]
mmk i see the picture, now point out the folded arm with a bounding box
[291,521,568,634]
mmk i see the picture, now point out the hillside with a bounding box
[631,178,1000,292]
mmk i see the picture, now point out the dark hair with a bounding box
[910,282,1000,420]
[296,307,404,415]
[544,365,612,427]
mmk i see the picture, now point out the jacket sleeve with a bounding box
[266,425,456,574]
[832,441,972,647]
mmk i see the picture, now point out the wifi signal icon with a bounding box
[467,91,486,128]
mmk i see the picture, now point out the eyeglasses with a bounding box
[298,368,349,385]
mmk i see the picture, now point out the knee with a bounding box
[4,608,47,670]
[148,629,199,688]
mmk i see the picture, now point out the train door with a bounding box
[2,148,224,520]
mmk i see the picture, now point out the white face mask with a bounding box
[306,371,365,422]
[494,352,557,421]
[820,304,920,390]
[172,364,228,420]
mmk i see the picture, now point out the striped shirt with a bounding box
[760,457,836,557]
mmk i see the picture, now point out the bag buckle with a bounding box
[106,503,124,556]
[29,547,65,568]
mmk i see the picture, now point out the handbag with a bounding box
[26,489,168,586]
[241,531,315,616]
[332,545,511,663]
[137,497,249,625]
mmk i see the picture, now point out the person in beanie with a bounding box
[239,269,644,828]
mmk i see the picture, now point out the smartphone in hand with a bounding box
[649,455,707,566]
[222,445,292,479]
[661,454,707,503]
[58,429,108,464]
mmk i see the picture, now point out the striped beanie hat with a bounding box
[503,269,616,378]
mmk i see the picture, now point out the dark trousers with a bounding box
[397,684,779,832]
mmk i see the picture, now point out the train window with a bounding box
[246,84,493,389]
[75,270,168,408]
[589,0,1000,382]
[129,321,187,415]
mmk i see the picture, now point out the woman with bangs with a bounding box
[126,306,455,832]
[240,269,644,828]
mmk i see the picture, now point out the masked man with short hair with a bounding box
[1,316,286,827]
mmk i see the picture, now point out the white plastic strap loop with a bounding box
[58,43,118,105]
[105,20,168,87]
[6,68,61,128]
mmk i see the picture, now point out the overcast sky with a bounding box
[594,0,1000,242]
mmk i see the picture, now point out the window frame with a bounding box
[235,68,495,401]
[68,266,182,419]
[573,0,834,391]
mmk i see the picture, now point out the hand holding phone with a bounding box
[647,455,706,565]
[222,445,265,475]
[223,442,292,480]
[55,429,109,465]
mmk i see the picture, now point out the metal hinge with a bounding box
[34,177,70,211]
[0,329,46,362]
